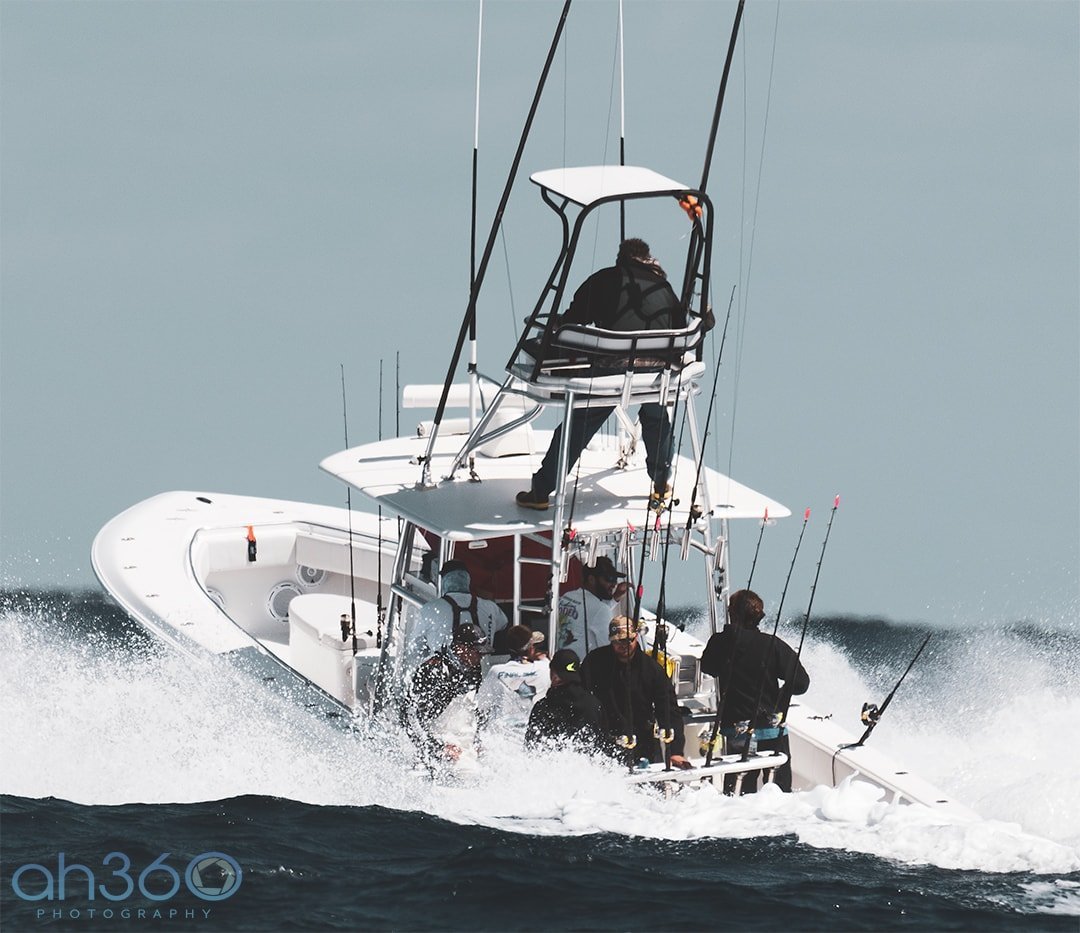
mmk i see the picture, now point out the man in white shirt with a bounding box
[403,560,508,677]
[476,624,551,741]
[555,556,629,655]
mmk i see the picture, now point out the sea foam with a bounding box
[2,594,1078,883]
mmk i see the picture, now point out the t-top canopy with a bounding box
[530,165,689,207]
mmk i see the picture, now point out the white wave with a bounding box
[2,603,1079,885]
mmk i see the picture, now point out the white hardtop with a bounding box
[320,431,789,541]
[530,165,690,207]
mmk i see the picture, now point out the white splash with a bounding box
[2,599,1079,888]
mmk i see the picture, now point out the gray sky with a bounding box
[2,0,1077,628]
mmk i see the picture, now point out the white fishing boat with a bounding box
[91,1,975,816]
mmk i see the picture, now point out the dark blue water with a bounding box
[4,793,1077,932]
[2,590,1079,931]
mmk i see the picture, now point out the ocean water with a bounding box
[2,589,1078,931]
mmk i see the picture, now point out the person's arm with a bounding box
[699,631,729,677]
[645,657,691,768]
[774,641,810,716]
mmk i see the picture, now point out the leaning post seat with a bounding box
[510,316,707,407]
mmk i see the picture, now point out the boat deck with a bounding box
[320,431,788,540]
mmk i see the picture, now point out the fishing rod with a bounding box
[794,495,839,660]
[339,365,358,655]
[842,632,933,750]
[375,360,385,649]
[705,508,810,766]
[736,506,810,762]
[420,0,572,487]
[746,508,769,589]
[678,285,736,583]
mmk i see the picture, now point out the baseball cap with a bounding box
[590,556,626,582]
[609,615,641,643]
[550,648,581,682]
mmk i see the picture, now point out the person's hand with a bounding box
[443,743,462,761]
[668,754,693,770]
[613,581,630,601]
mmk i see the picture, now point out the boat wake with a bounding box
[2,590,1078,895]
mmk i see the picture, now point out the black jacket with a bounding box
[563,262,685,331]
[525,680,607,749]
[580,645,685,760]
[700,625,810,728]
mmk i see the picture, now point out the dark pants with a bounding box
[722,733,792,795]
[532,402,672,497]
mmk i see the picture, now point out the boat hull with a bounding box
[92,491,976,816]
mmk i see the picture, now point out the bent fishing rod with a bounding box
[841,631,933,751]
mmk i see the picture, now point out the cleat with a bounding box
[515,489,550,511]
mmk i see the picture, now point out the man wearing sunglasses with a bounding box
[579,616,692,770]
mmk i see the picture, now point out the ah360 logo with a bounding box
[11,851,242,904]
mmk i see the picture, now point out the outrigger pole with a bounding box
[617,0,626,242]
[843,632,933,750]
[700,0,745,193]
[468,1,484,457]
[679,0,744,307]
[419,0,573,487]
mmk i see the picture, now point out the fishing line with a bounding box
[499,226,518,343]
[726,0,781,484]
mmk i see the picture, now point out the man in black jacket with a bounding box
[525,649,607,752]
[515,238,684,512]
[700,589,810,792]
[580,616,692,769]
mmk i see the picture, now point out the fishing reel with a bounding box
[734,719,751,736]
[860,702,881,726]
[340,613,351,643]
[764,711,784,729]
[653,724,675,745]
[699,732,723,757]
[616,734,638,751]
